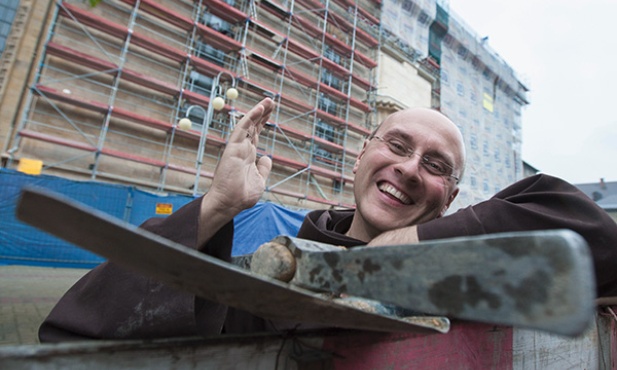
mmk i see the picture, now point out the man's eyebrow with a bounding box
[381,128,412,142]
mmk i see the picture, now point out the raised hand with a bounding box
[197,98,275,245]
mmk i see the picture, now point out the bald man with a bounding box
[348,108,465,242]
[39,102,617,342]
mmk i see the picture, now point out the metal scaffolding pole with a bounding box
[90,0,142,180]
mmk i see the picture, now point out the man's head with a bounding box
[347,108,466,241]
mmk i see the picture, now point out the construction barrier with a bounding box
[0,169,308,268]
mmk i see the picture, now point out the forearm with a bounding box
[367,225,419,247]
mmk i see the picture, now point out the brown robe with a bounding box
[39,174,617,342]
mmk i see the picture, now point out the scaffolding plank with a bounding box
[61,3,186,63]
[17,129,213,178]
[332,0,380,30]
[201,0,248,24]
[35,85,109,114]
[247,47,371,112]
[124,0,193,31]
[291,14,377,69]
[195,23,243,52]
[32,85,227,155]
[46,42,181,96]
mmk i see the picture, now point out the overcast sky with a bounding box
[448,0,617,185]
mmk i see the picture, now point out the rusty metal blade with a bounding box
[274,231,596,337]
[16,187,449,334]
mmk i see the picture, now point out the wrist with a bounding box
[197,193,241,246]
[368,226,419,247]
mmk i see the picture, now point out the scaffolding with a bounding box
[7,0,381,209]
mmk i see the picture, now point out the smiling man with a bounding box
[348,108,465,242]
[39,101,617,342]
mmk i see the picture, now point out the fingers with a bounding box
[256,155,272,180]
[229,98,274,144]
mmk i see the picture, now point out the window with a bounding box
[401,0,416,14]
[188,71,213,97]
[320,69,342,91]
[441,70,449,86]
[312,146,336,167]
[324,46,342,66]
[332,179,343,193]
[0,0,19,55]
[195,41,226,67]
[470,133,478,150]
[316,120,336,143]
[456,81,464,97]
[318,94,338,116]
[418,11,430,25]
[201,13,232,36]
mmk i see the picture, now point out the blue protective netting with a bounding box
[0,169,309,268]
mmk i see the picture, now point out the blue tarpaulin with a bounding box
[234,202,309,255]
[0,169,309,268]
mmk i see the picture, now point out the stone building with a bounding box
[0,0,527,210]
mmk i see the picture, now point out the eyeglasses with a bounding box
[371,136,459,183]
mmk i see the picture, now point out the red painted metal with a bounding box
[332,0,380,27]
[195,23,243,52]
[200,0,247,24]
[289,13,376,68]
[61,3,184,63]
[35,85,107,113]
[46,42,180,96]
[46,0,366,198]
[323,323,514,370]
[248,48,371,113]
[253,4,368,89]
[131,0,193,31]
[17,129,212,177]
[295,0,379,48]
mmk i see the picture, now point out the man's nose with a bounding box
[393,154,423,181]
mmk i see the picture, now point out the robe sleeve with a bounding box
[416,174,617,297]
[39,196,234,342]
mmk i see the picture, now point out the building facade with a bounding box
[0,0,527,211]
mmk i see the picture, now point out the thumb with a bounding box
[256,155,272,180]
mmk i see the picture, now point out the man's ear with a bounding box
[439,187,459,217]
[352,139,370,174]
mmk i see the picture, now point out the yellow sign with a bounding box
[17,158,43,175]
[155,203,173,215]
[482,92,494,112]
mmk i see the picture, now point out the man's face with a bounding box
[350,108,465,240]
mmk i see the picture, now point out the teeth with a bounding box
[378,183,411,205]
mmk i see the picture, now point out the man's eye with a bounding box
[425,160,445,174]
[387,140,408,154]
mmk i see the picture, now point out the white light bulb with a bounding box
[178,118,192,130]
[226,87,239,100]
[212,96,226,111]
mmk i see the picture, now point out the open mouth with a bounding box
[378,182,412,205]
